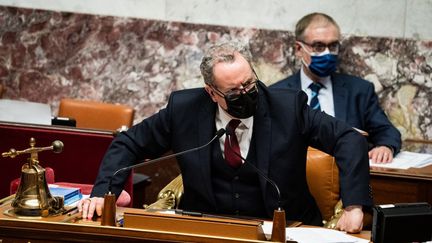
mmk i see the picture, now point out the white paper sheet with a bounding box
[0,99,52,125]
[370,151,432,169]
[262,221,369,243]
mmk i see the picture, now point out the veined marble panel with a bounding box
[0,7,431,140]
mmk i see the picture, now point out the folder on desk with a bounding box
[48,185,82,206]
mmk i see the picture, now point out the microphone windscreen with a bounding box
[216,128,226,138]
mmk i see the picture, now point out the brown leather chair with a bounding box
[305,147,340,222]
[56,98,139,206]
[58,98,135,131]
[145,147,343,227]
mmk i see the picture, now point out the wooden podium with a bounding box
[0,199,271,243]
[0,195,372,242]
[124,208,266,241]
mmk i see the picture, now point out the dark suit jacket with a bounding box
[271,72,401,154]
[91,82,373,224]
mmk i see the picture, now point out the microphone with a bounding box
[225,125,282,209]
[225,124,286,242]
[108,128,226,193]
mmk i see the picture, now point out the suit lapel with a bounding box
[254,84,272,197]
[286,72,302,89]
[197,98,218,207]
[331,74,348,122]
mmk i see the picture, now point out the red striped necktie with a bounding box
[224,119,242,168]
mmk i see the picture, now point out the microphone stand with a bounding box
[226,130,286,242]
[101,128,226,226]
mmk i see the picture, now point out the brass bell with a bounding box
[2,138,65,217]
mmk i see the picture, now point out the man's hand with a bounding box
[369,146,393,163]
[336,205,364,233]
[77,197,104,220]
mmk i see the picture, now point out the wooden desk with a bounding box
[370,140,432,205]
[0,194,270,243]
[0,207,264,242]
[0,198,371,243]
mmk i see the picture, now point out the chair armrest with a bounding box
[323,200,344,228]
[144,175,183,210]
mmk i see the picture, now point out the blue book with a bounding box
[48,185,82,205]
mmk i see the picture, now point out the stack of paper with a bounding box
[48,185,82,206]
[261,221,369,242]
[370,151,432,169]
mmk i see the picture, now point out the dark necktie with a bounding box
[224,119,242,168]
[309,82,323,110]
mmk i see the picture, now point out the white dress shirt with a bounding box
[300,68,335,117]
[216,105,254,163]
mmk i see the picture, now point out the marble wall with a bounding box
[1,0,432,40]
[0,7,431,140]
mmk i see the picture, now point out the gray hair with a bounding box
[295,12,340,41]
[200,42,253,85]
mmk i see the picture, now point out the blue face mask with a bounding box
[308,52,337,77]
[301,45,338,77]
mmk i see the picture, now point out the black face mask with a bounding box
[224,85,259,119]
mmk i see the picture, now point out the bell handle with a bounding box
[2,140,64,158]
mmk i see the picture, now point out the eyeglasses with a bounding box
[299,40,340,54]
[211,80,258,100]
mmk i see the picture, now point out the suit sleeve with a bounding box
[299,91,373,208]
[363,83,401,154]
[90,95,174,197]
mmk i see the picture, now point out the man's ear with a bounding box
[204,85,218,103]
[295,41,310,66]
[294,41,303,58]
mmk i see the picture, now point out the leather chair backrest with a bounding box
[58,98,135,131]
[306,147,340,221]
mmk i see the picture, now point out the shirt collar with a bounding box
[300,67,332,90]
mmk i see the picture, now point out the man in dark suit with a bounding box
[79,42,372,233]
[271,13,401,163]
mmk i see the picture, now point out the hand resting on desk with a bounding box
[78,197,105,220]
[335,205,363,233]
[369,145,393,163]
[77,190,131,219]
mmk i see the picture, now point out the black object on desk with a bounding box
[52,117,76,127]
[372,202,432,243]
